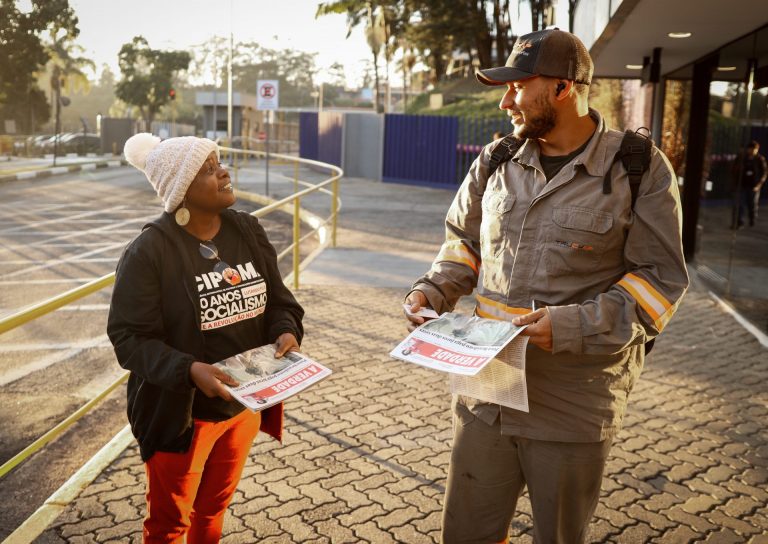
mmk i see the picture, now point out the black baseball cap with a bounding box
[476,28,593,86]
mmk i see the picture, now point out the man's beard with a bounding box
[512,94,557,139]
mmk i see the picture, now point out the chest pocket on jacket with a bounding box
[480,192,516,258]
[545,206,613,276]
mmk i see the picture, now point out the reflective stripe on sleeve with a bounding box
[475,293,530,321]
[617,272,674,330]
[436,240,480,275]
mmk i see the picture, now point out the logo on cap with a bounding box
[513,40,534,55]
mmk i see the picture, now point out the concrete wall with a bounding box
[343,113,383,181]
[100,118,133,155]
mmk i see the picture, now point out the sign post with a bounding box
[256,80,279,195]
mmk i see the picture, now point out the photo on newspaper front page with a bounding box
[215,345,332,412]
[390,312,527,376]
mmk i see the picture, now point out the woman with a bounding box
[108,133,304,543]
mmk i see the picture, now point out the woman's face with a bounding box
[185,151,235,212]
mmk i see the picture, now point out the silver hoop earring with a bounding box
[175,200,190,226]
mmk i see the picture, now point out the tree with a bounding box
[321,62,347,105]
[45,24,95,152]
[493,0,513,63]
[403,0,457,84]
[115,36,191,126]
[188,36,229,91]
[187,38,319,108]
[0,0,80,133]
[527,0,554,31]
[396,40,417,109]
[316,0,408,112]
[56,65,118,133]
[233,42,318,107]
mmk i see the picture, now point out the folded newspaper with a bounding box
[390,312,527,376]
[215,345,332,412]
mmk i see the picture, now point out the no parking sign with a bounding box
[257,80,279,111]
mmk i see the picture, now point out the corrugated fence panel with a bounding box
[318,111,344,167]
[299,112,319,161]
[382,114,458,188]
[455,116,513,184]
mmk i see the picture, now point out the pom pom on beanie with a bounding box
[123,133,219,213]
[124,133,161,171]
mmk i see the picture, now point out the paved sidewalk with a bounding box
[0,158,127,183]
[39,177,767,543]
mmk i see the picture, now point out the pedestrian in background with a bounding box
[731,140,767,229]
[404,29,688,543]
[108,133,304,543]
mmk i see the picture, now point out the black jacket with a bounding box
[107,209,304,461]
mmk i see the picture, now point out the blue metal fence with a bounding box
[456,116,512,184]
[383,114,459,188]
[299,112,318,161]
[299,111,512,187]
[318,112,344,168]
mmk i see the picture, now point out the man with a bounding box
[404,28,689,543]
[732,140,767,228]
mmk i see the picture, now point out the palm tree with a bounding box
[317,1,406,113]
[44,26,95,160]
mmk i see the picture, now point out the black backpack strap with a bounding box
[488,134,525,176]
[603,129,653,208]
[603,129,656,356]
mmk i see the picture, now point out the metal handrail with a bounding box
[0,151,342,336]
[0,372,128,479]
[0,275,115,336]
[0,150,343,479]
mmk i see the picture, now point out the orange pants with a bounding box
[143,409,261,543]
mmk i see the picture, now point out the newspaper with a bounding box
[390,312,527,376]
[214,345,331,412]
[450,335,529,412]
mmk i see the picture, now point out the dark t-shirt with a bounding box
[179,219,269,421]
[539,138,590,182]
[740,154,766,188]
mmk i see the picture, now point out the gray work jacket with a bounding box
[413,110,689,442]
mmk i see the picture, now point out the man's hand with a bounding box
[275,332,300,357]
[190,361,238,401]
[404,291,434,332]
[512,308,553,352]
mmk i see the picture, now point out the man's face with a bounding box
[499,76,557,139]
[748,145,759,157]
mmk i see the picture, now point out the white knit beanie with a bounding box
[124,133,220,212]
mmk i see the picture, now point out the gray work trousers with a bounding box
[441,408,613,544]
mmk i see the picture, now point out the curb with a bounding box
[0,159,127,183]
[709,290,768,348]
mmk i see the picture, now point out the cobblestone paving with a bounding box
[38,178,767,543]
[39,284,768,543]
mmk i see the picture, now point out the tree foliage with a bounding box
[316,0,518,88]
[0,0,80,133]
[316,1,573,87]
[234,43,318,107]
[188,38,319,108]
[317,1,410,111]
[46,25,95,97]
[115,36,191,126]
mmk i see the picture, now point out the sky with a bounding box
[56,0,374,88]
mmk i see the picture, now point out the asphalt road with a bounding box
[0,165,301,536]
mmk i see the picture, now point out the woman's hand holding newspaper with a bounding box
[274,332,300,358]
